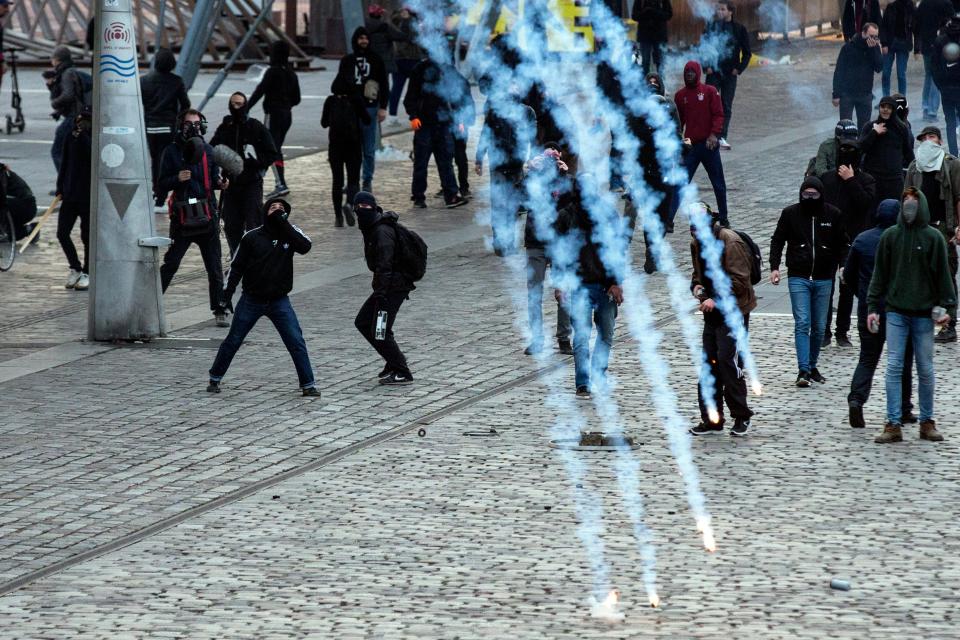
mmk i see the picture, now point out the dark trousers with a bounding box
[210,294,316,388]
[355,291,411,377]
[698,316,753,424]
[411,123,458,201]
[825,274,855,338]
[839,94,873,136]
[222,181,263,257]
[329,143,361,219]
[873,174,905,203]
[946,248,959,330]
[160,230,225,311]
[683,142,729,225]
[453,132,469,193]
[147,131,174,204]
[389,58,418,116]
[637,39,663,75]
[849,319,913,411]
[705,72,738,139]
[51,118,72,172]
[56,201,89,273]
[265,108,292,187]
[490,169,523,255]
[943,91,960,156]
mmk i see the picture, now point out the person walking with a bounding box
[844,199,915,429]
[842,0,882,42]
[675,60,729,227]
[914,0,953,122]
[365,3,405,121]
[248,41,301,199]
[54,108,92,291]
[388,6,422,119]
[688,204,756,437]
[48,47,90,172]
[932,14,960,155]
[769,176,847,387]
[879,0,915,97]
[352,192,416,386]
[832,22,883,134]
[859,95,915,201]
[208,198,319,396]
[702,0,751,149]
[140,48,190,208]
[2,164,37,242]
[812,119,862,179]
[904,125,960,342]
[321,76,368,227]
[631,0,672,75]
[210,92,279,257]
[868,188,955,443]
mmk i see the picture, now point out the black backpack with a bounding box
[74,70,93,110]
[391,221,428,282]
[734,230,763,285]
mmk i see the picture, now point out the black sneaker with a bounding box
[413,199,427,209]
[434,189,445,198]
[378,365,394,380]
[849,403,865,428]
[206,380,221,393]
[835,334,853,347]
[822,332,832,347]
[809,368,826,384]
[342,204,356,227]
[901,411,918,424]
[731,418,750,437]
[460,187,471,198]
[380,372,414,385]
[445,195,468,209]
[934,327,957,343]
[796,370,811,388]
[302,387,321,397]
[689,422,723,436]
[557,339,574,355]
[575,386,591,399]
[643,257,657,274]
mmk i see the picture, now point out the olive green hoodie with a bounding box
[867,190,956,315]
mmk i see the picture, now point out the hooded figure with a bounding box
[365,4,405,75]
[141,48,192,205]
[859,95,915,200]
[322,76,371,227]
[820,139,877,240]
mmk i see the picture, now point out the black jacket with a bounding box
[554,194,624,288]
[931,16,960,92]
[832,35,883,99]
[209,115,279,185]
[50,61,85,119]
[704,19,752,75]
[632,0,672,44]
[56,128,91,206]
[248,42,302,114]
[914,0,953,56]
[842,0,882,42]
[321,79,369,148]
[842,199,900,320]
[859,117,915,179]
[476,102,537,174]
[770,188,848,280]
[403,59,473,126]
[364,16,406,73]
[335,27,389,109]
[360,209,415,297]
[156,139,221,235]
[140,50,191,129]
[880,0,916,51]
[820,168,877,241]
[225,206,311,301]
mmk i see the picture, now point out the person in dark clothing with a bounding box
[531,86,580,177]
[141,48,191,207]
[842,0,882,42]
[2,164,38,241]
[208,198,319,396]
[859,95,915,201]
[632,0,672,75]
[352,191,416,385]
[832,23,883,134]
[54,108,92,291]
[210,92,279,257]
[880,0,916,96]
[389,7,422,117]
[336,27,389,192]
[769,176,847,387]
[812,119,861,178]
[248,41,301,199]
[932,14,960,155]
[48,47,87,172]
[914,0,954,121]
[321,76,369,228]
[450,68,476,199]
[702,0,751,147]
[844,199,915,429]
[646,72,683,232]
[156,111,229,326]
[403,56,469,208]
[820,138,877,347]
[365,3,405,109]
[597,53,630,192]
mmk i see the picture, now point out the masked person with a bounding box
[210,92,279,257]
[832,22,883,134]
[632,0,672,75]
[904,125,960,343]
[914,0,953,122]
[322,77,369,227]
[54,108,92,291]
[859,95,915,202]
[702,0,751,149]
[812,119,860,179]
[140,48,190,207]
[868,188,955,443]
[208,198,319,396]
[157,110,230,326]
[769,177,847,387]
[248,41,301,199]
[932,14,960,155]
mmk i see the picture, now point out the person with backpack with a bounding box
[248,41,302,199]
[321,76,369,228]
[688,202,757,437]
[140,48,191,208]
[54,108,92,291]
[157,109,230,326]
[208,198,319,396]
[352,191,419,385]
[49,46,91,172]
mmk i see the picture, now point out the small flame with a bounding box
[707,408,721,424]
[750,380,763,396]
[589,588,624,622]
[697,516,717,553]
[648,592,661,608]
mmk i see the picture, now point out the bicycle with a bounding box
[0,207,15,271]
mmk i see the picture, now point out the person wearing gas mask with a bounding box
[208,198,319,396]
[859,95,914,202]
[140,48,190,208]
[905,125,960,343]
[820,135,877,347]
[210,92,279,257]
[931,14,960,154]
[868,188,955,443]
[812,119,861,179]
[769,177,847,388]
[157,109,230,327]
[54,107,93,291]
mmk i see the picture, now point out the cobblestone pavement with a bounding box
[1,38,959,638]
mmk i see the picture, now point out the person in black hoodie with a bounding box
[210,92,279,257]
[2,164,37,242]
[249,41,301,199]
[932,14,960,155]
[632,0,672,75]
[208,198,319,396]
[769,176,847,387]
[702,0,751,148]
[880,0,916,97]
[141,48,191,207]
[832,22,883,134]
[859,95,915,201]
[842,0,882,42]
[352,191,415,386]
[55,108,92,291]
[321,76,369,228]
[914,0,954,121]
[336,27,389,192]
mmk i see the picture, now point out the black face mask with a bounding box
[229,105,247,121]
[837,145,859,168]
[800,192,822,214]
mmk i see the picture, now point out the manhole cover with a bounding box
[550,432,640,451]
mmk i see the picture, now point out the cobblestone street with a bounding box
[1,37,958,638]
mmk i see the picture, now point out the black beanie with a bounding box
[353,191,377,209]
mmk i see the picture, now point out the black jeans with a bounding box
[329,143,361,219]
[706,72,738,139]
[411,122,458,201]
[698,315,753,424]
[57,201,89,273]
[453,131,469,193]
[147,130,174,204]
[265,108,292,187]
[637,39,663,75]
[355,290,411,377]
[159,230,225,311]
[825,274,855,338]
[222,181,263,257]
[872,174,905,203]
[849,319,913,411]
[839,93,873,135]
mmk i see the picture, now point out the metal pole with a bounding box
[174,0,225,90]
[340,0,364,53]
[89,0,170,341]
[152,0,168,68]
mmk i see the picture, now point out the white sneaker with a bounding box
[65,269,82,289]
[74,273,89,291]
[719,137,732,150]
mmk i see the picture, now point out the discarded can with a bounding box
[830,578,851,591]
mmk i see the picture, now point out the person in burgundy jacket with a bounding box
[674,60,729,226]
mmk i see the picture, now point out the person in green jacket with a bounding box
[867,188,956,444]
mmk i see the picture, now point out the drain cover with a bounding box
[550,432,640,451]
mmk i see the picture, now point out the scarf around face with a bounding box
[916,140,945,173]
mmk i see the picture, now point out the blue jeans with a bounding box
[881,48,908,97]
[361,105,379,186]
[209,294,316,389]
[51,117,72,171]
[788,277,833,372]
[885,311,935,424]
[411,122,458,201]
[922,52,941,118]
[943,91,960,157]
[683,142,728,225]
[489,169,523,255]
[570,284,617,390]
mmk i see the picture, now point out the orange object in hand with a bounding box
[410,118,422,131]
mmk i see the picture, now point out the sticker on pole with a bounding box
[100,21,136,83]
[102,126,135,135]
[101,143,125,168]
[104,0,119,7]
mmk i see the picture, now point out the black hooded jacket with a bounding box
[209,111,279,186]
[359,208,415,297]
[832,35,883,99]
[632,0,672,44]
[879,0,915,50]
[140,49,191,129]
[335,27,389,109]
[56,127,92,206]
[914,0,953,56]
[931,16,960,93]
[403,59,473,126]
[859,115,914,179]
[248,42,302,114]
[841,0,882,42]
[321,76,370,148]
[819,141,877,240]
[476,101,537,174]
[554,186,624,288]
[770,177,848,280]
